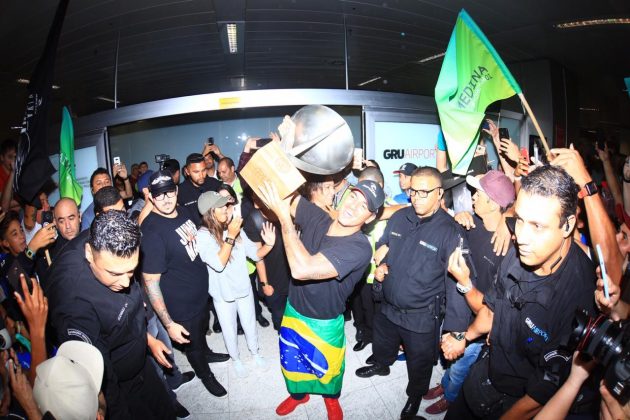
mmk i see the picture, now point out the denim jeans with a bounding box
[147,313,183,396]
[441,341,483,402]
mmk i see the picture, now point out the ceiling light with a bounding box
[358,76,381,87]
[95,96,120,104]
[16,78,29,84]
[579,107,599,112]
[417,52,446,64]
[555,18,630,29]
[52,85,60,90]
[227,23,238,53]
[219,22,244,55]
[10,126,21,130]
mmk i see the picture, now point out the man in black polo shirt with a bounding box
[177,153,221,226]
[258,179,384,420]
[46,211,175,419]
[141,170,229,399]
[443,166,597,419]
[355,166,472,420]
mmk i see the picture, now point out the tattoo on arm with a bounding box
[143,273,173,326]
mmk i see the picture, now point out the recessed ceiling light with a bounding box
[227,23,238,54]
[579,107,599,112]
[555,18,630,29]
[95,96,120,104]
[416,52,446,64]
[16,78,29,84]
[358,76,382,87]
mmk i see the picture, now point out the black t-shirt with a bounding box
[140,206,208,321]
[466,214,508,294]
[483,242,597,404]
[288,198,371,320]
[243,209,291,296]
[45,230,147,419]
[177,177,221,226]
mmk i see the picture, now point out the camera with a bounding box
[569,309,630,404]
[155,154,170,170]
[41,210,53,226]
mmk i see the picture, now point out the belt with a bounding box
[386,302,433,314]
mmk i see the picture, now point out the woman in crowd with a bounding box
[196,191,275,378]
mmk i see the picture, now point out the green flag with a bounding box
[59,106,83,205]
[435,9,522,174]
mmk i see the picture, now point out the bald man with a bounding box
[54,198,81,244]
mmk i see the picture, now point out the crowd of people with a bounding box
[0,116,628,420]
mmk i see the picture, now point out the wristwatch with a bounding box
[450,331,466,341]
[225,237,235,246]
[456,281,473,294]
[578,181,598,199]
[25,248,35,259]
[260,281,269,287]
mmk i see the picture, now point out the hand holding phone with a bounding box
[113,156,121,165]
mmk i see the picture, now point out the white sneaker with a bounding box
[254,354,268,371]
[233,359,248,378]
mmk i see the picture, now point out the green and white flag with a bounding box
[59,106,83,205]
[435,9,522,174]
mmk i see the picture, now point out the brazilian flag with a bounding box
[279,302,346,395]
[435,9,522,174]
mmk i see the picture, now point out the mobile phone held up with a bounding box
[207,137,214,145]
[113,156,121,166]
[499,128,510,140]
[7,261,32,300]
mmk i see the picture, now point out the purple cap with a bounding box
[466,170,515,208]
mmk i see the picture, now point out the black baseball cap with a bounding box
[351,180,385,214]
[393,162,417,176]
[149,170,176,196]
[185,153,204,166]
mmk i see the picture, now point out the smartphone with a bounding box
[7,261,32,300]
[475,143,487,157]
[207,137,214,145]
[256,138,272,148]
[520,147,529,161]
[596,244,610,299]
[481,120,490,130]
[352,148,364,170]
[499,128,510,140]
[113,156,121,165]
[41,210,53,226]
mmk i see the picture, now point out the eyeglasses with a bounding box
[152,190,176,201]
[409,187,441,198]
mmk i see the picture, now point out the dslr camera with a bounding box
[569,309,630,404]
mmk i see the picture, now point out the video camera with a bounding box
[155,154,170,170]
[569,309,630,404]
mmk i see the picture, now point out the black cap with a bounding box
[149,170,176,196]
[185,153,204,166]
[393,162,417,176]
[351,180,385,214]
[441,155,488,190]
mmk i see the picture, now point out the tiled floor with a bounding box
[173,306,447,420]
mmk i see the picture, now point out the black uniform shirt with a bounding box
[288,198,372,320]
[243,209,292,296]
[484,242,596,403]
[377,206,472,333]
[177,176,221,226]
[45,230,147,418]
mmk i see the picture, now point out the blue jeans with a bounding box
[147,313,183,398]
[441,341,483,402]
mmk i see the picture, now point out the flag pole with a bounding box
[518,93,551,158]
